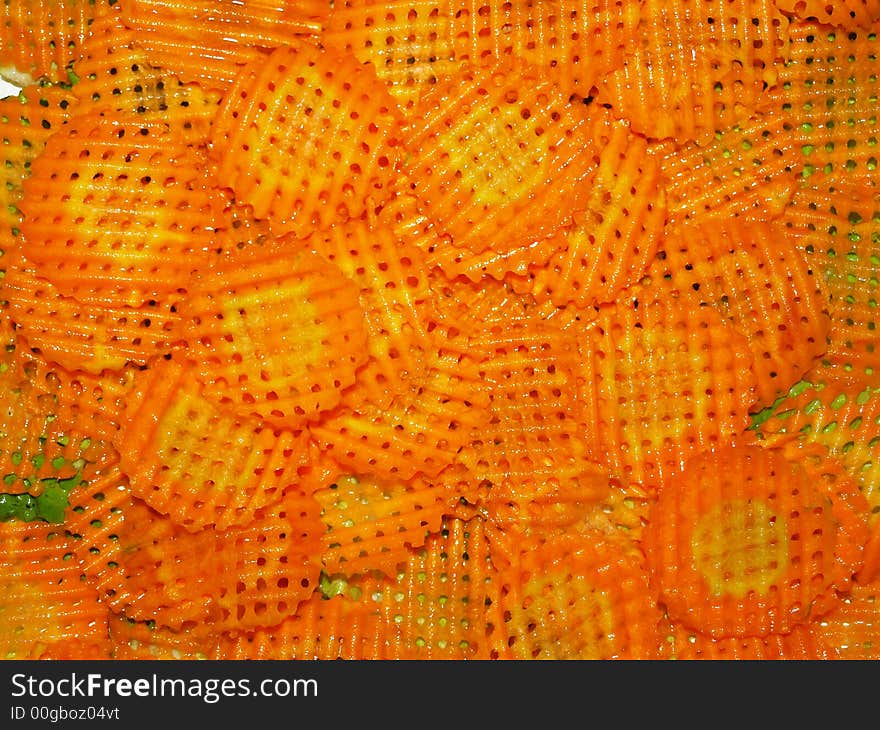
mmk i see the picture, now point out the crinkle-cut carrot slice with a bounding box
[212,43,407,237]
[780,186,880,384]
[644,442,868,639]
[426,233,561,284]
[0,84,77,248]
[98,490,323,631]
[0,519,111,659]
[668,621,836,660]
[183,235,368,429]
[529,125,665,308]
[323,0,463,113]
[812,578,880,659]
[492,533,663,659]
[115,358,311,532]
[72,8,223,142]
[655,111,801,228]
[344,516,499,659]
[110,615,222,660]
[753,379,880,521]
[315,472,456,577]
[3,255,184,373]
[578,291,758,487]
[450,0,641,97]
[776,0,879,32]
[0,0,110,84]
[598,0,789,146]
[219,591,385,660]
[653,218,830,403]
[403,61,616,255]
[766,24,880,188]
[311,218,433,410]
[19,112,224,308]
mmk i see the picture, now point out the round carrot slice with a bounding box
[183,234,369,429]
[494,533,663,659]
[644,442,869,638]
[212,43,407,237]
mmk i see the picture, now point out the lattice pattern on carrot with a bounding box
[98,491,323,631]
[811,576,880,658]
[19,112,223,308]
[775,0,880,27]
[213,43,407,237]
[403,61,617,255]
[110,615,222,660]
[183,234,368,428]
[644,442,868,638]
[0,0,110,84]
[599,0,790,145]
[667,621,836,659]
[116,358,312,532]
[652,217,830,402]
[579,290,758,487]
[493,533,663,659]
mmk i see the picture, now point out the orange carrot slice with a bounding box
[644,442,869,638]
[775,1,879,32]
[116,358,312,532]
[493,533,663,659]
[579,290,758,487]
[654,217,830,402]
[19,112,224,308]
[183,234,369,429]
[212,43,407,237]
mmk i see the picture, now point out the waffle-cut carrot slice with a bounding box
[754,379,880,521]
[98,490,323,631]
[0,0,110,84]
[776,1,879,32]
[312,218,432,409]
[579,290,758,487]
[530,125,666,308]
[598,0,789,145]
[0,519,111,659]
[493,533,663,659]
[668,622,836,659]
[183,235,368,429]
[213,43,407,237]
[3,255,184,373]
[110,615,222,660]
[655,110,801,228]
[766,24,880,187]
[323,0,463,113]
[0,84,77,247]
[73,9,223,143]
[315,472,456,577]
[220,591,385,659]
[116,358,312,532]
[654,218,831,403]
[780,185,880,383]
[644,442,868,638]
[403,61,617,254]
[812,577,880,659]
[20,112,224,308]
[450,0,641,97]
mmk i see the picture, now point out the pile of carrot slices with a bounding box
[1,0,880,660]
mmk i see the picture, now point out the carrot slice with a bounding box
[775,1,879,32]
[116,358,312,532]
[0,0,110,84]
[403,61,616,255]
[653,218,830,403]
[4,254,184,373]
[493,533,663,659]
[644,442,869,638]
[19,112,224,308]
[530,127,666,308]
[668,621,836,660]
[579,290,758,487]
[183,234,368,429]
[98,490,323,631]
[598,0,789,145]
[812,577,880,659]
[212,43,407,237]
